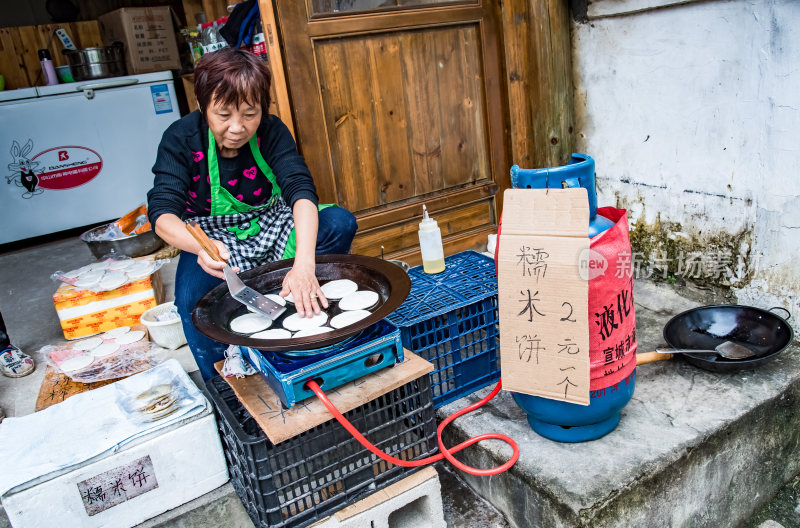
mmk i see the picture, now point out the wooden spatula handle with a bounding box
[636,351,673,365]
[185,221,223,262]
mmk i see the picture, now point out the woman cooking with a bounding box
[147,48,357,379]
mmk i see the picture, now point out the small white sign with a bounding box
[77,455,158,516]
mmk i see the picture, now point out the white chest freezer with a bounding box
[0,72,179,244]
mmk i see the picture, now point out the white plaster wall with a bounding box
[573,0,800,330]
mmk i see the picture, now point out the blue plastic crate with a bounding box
[386,250,500,407]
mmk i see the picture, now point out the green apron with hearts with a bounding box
[188,129,328,271]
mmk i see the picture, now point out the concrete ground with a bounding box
[0,236,795,528]
[0,234,507,528]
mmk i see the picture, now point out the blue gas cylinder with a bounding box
[507,154,635,442]
[510,154,614,238]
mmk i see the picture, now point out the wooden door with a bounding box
[274,0,508,262]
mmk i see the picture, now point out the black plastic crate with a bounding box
[386,250,500,408]
[205,375,437,528]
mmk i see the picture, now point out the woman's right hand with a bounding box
[197,239,239,279]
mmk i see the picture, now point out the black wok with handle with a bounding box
[637,305,794,373]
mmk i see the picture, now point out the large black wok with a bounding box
[192,254,411,352]
[663,305,794,373]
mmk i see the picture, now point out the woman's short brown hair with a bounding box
[193,48,272,116]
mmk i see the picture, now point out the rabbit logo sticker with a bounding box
[6,139,43,199]
[5,140,103,197]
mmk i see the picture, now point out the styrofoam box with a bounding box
[2,412,228,528]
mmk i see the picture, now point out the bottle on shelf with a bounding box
[418,205,445,274]
[38,49,58,86]
[251,19,268,62]
[200,22,213,53]
[201,18,229,54]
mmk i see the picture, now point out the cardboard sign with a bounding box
[498,189,591,405]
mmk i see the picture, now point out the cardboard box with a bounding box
[98,7,180,74]
[53,271,165,340]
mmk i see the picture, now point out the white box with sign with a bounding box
[1,412,227,528]
[0,361,227,528]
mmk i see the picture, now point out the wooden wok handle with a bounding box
[185,221,223,262]
[637,351,673,365]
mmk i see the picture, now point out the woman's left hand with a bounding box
[280,260,329,317]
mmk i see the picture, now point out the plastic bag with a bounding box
[81,223,127,242]
[115,204,151,236]
[51,257,169,292]
[221,345,256,378]
[113,367,191,425]
[585,207,637,390]
[45,332,170,384]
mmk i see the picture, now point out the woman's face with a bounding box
[206,97,262,150]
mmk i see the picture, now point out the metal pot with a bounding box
[80,223,164,259]
[63,43,126,81]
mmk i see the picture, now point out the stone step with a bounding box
[437,281,800,527]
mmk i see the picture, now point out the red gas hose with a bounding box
[305,379,519,476]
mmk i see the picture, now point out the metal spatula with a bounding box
[657,341,756,360]
[638,341,757,365]
[185,221,286,321]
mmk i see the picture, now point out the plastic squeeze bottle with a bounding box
[418,205,445,274]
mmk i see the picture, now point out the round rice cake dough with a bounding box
[61,267,86,279]
[74,270,104,289]
[141,393,176,410]
[103,326,130,339]
[142,400,177,419]
[107,259,135,271]
[145,400,178,417]
[135,384,174,409]
[92,342,120,357]
[320,279,358,300]
[282,312,328,332]
[293,326,333,338]
[114,330,146,345]
[72,337,103,351]
[338,290,379,311]
[92,260,114,270]
[59,354,94,372]
[330,310,372,329]
[74,264,99,276]
[251,328,293,340]
[230,313,273,334]
[126,261,155,280]
[248,294,286,313]
[145,405,179,421]
[99,270,127,290]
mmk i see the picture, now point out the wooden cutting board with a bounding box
[35,365,118,411]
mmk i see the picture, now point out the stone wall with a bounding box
[571,0,799,331]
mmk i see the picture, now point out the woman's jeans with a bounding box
[174,207,358,380]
